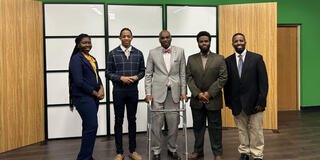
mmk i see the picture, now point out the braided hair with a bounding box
[68,33,91,111]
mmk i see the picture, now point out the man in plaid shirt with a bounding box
[106,28,145,160]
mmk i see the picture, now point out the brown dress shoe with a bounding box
[114,154,124,160]
[128,152,142,160]
[188,152,204,159]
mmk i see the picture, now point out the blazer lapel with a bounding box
[204,52,215,71]
[241,51,252,78]
[195,52,205,72]
[230,54,241,80]
[169,47,177,74]
[158,47,168,74]
[79,52,95,74]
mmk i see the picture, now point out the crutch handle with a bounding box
[148,100,152,107]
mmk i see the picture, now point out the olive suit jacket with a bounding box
[186,52,228,110]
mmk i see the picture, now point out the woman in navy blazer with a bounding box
[69,34,104,160]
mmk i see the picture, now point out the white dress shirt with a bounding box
[162,46,172,72]
[235,49,247,66]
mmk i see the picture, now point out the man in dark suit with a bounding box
[224,33,268,160]
[186,31,227,160]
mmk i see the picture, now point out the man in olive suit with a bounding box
[186,31,227,160]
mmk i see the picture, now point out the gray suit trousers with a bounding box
[151,90,180,155]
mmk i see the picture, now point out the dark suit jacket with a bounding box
[224,51,268,116]
[186,52,228,110]
[69,52,103,97]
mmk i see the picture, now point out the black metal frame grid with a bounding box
[43,2,106,140]
[165,4,219,54]
[105,3,163,137]
[106,3,164,101]
[42,3,218,140]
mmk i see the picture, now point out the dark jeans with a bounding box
[113,90,138,154]
[191,107,223,156]
[73,96,99,160]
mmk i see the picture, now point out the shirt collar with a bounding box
[201,51,210,57]
[235,49,247,57]
[82,52,95,62]
[120,45,132,52]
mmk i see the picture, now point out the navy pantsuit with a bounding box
[72,96,99,160]
[69,52,103,160]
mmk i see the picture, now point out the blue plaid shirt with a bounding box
[106,45,145,91]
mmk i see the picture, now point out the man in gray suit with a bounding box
[145,30,188,160]
[186,31,227,160]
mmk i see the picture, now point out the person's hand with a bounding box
[180,94,188,102]
[97,89,104,100]
[203,92,211,100]
[120,76,134,84]
[256,105,264,111]
[129,76,138,82]
[200,97,209,103]
[145,95,153,103]
[197,92,204,100]
[92,90,99,97]
[198,92,209,103]
[97,92,104,100]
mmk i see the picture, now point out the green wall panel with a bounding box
[277,0,320,107]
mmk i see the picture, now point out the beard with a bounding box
[199,45,210,54]
[234,44,245,53]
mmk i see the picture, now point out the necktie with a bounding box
[125,49,130,59]
[238,54,243,78]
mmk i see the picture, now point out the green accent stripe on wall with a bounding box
[38,0,276,5]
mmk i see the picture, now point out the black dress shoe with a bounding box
[240,153,249,160]
[153,154,160,160]
[188,152,204,159]
[254,158,262,160]
[168,150,181,160]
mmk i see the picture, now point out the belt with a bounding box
[167,86,171,91]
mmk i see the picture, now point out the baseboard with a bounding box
[300,106,320,111]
